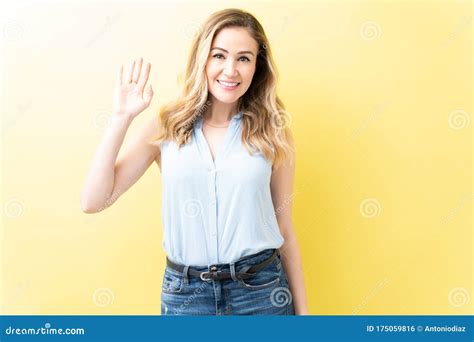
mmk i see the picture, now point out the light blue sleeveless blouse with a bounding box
[160,111,284,266]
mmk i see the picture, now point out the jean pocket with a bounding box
[161,267,184,294]
[238,262,280,290]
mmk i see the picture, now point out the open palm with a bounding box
[113,58,154,119]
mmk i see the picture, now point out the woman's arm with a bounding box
[270,153,309,315]
[80,58,157,213]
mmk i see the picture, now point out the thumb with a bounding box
[143,84,154,104]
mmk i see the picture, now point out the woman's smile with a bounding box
[217,79,240,90]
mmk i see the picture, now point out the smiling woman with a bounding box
[153,9,294,168]
[206,28,258,99]
[81,8,307,316]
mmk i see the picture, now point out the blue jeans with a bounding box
[161,249,295,315]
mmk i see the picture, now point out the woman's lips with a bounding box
[217,80,240,90]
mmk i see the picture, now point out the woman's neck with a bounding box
[204,99,238,124]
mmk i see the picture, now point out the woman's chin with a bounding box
[209,92,241,104]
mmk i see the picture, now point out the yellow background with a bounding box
[1,0,472,315]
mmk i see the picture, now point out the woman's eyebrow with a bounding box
[211,47,255,56]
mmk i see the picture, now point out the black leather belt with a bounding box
[166,249,280,281]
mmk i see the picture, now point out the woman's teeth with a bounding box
[217,80,240,89]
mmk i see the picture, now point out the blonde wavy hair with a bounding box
[152,8,295,169]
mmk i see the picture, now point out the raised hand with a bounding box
[113,58,154,119]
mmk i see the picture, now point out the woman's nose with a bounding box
[223,60,238,77]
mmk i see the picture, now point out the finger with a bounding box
[133,57,143,83]
[137,62,151,93]
[126,60,135,83]
[117,64,123,86]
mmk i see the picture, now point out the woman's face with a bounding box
[205,27,259,105]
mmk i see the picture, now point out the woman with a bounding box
[81,8,308,315]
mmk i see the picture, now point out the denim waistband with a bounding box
[232,248,278,267]
[172,248,278,272]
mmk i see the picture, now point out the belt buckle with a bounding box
[200,266,218,282]
[199,271,213,281]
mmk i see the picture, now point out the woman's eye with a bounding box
[212,54,250,62]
